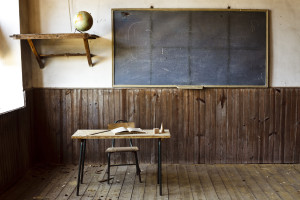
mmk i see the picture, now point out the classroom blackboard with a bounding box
[112,9,268,88]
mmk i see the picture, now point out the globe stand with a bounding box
[75,28,84,33]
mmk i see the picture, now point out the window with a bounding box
[0,0,25,114]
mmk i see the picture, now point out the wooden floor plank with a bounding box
[220,165,256,200]
[245,165,282,200]
[45,165,78,199]
[56,165,96,200]
[131,164,147,200]
[274,164,300,191]
[156,164,169,200]
[80,165,106,200]
[93,165,117,200]
[258,164,300,199]
[294,164,300,172]
[292,164,300,174]
[206,164,231,200]
[235,165,269,200]
[4,164,58,200]
[195,165,219,199]
[67,165,99,200]
[119,166,136,200]
[143,164,157,200]
[23,166,60,200]
[177,164,193,199]
[1,164,300,200]
[105,166,128,200]
[166,164,180,200]
[215,164,243,200]
[254,165,295,200]
[186,165,207,200]
[35,165,71,199]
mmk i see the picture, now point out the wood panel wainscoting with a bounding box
[32,88,300,165]
[0,90,34,194]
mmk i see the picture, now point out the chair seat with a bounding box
[105,146,139,153]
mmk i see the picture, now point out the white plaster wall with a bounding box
[27,0,300,87]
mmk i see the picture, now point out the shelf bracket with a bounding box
[83,38,92,67]
[27,39,44,69]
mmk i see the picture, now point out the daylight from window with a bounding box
[0,0,24,114]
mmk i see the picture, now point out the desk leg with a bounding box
[80,139,87,183]
[158,138,162,196]
[76,139,85,196]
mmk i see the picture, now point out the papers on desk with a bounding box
[111,127,146,135]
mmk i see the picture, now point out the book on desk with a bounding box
[111,127,146,135]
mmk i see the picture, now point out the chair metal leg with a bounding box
[107,153,111,184]
[134,151,142,183]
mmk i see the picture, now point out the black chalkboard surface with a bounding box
[113,9,268,87]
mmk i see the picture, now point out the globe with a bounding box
[73,11,93,32]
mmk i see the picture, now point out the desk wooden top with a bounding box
[71,129,171,139]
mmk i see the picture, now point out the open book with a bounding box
[111,127,146,135]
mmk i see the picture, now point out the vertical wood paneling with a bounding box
[216,89,227,163]
[0,90,34,194]
[226,89,233,163]
[232,89,239,163]
[97,89,105,164]
[183,90,190,163]
[296,90,300,163]
[237,90,244,163]
[193,90,200,164]
[72,89,81,163]
[64,90,72,163]
[144,89,152,163]
[258,89,265,163]
[177,89,184,163]
[243,89,250,163]
[188,90,194,164]
[263,89,270,163]
[268,89,275,163]
[166,89,173,163]
[171,89,179,164]
[138,89,146,163]
[199,90,206,164]
[284,89,293,163]
[87,89,94,162]
[274,89,281,163]
[205,89,211,164]
[32,88,300,164]
[161,89,168,163]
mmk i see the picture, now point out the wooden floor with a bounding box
[0,164,300,200]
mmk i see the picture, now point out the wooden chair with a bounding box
[106,120,142,184]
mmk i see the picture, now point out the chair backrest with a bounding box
[107,121,135,147]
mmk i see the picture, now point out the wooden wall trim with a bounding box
[32,88,300,164]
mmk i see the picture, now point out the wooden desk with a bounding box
[72,129,171,196]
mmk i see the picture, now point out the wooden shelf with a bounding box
[10,33,100,68]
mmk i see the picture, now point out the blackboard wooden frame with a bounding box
[112,8,269,88]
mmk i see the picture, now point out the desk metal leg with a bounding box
[158,138,162,196]
[80,139,86,183]
[156,139,160,184]
[76,139,85,196]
